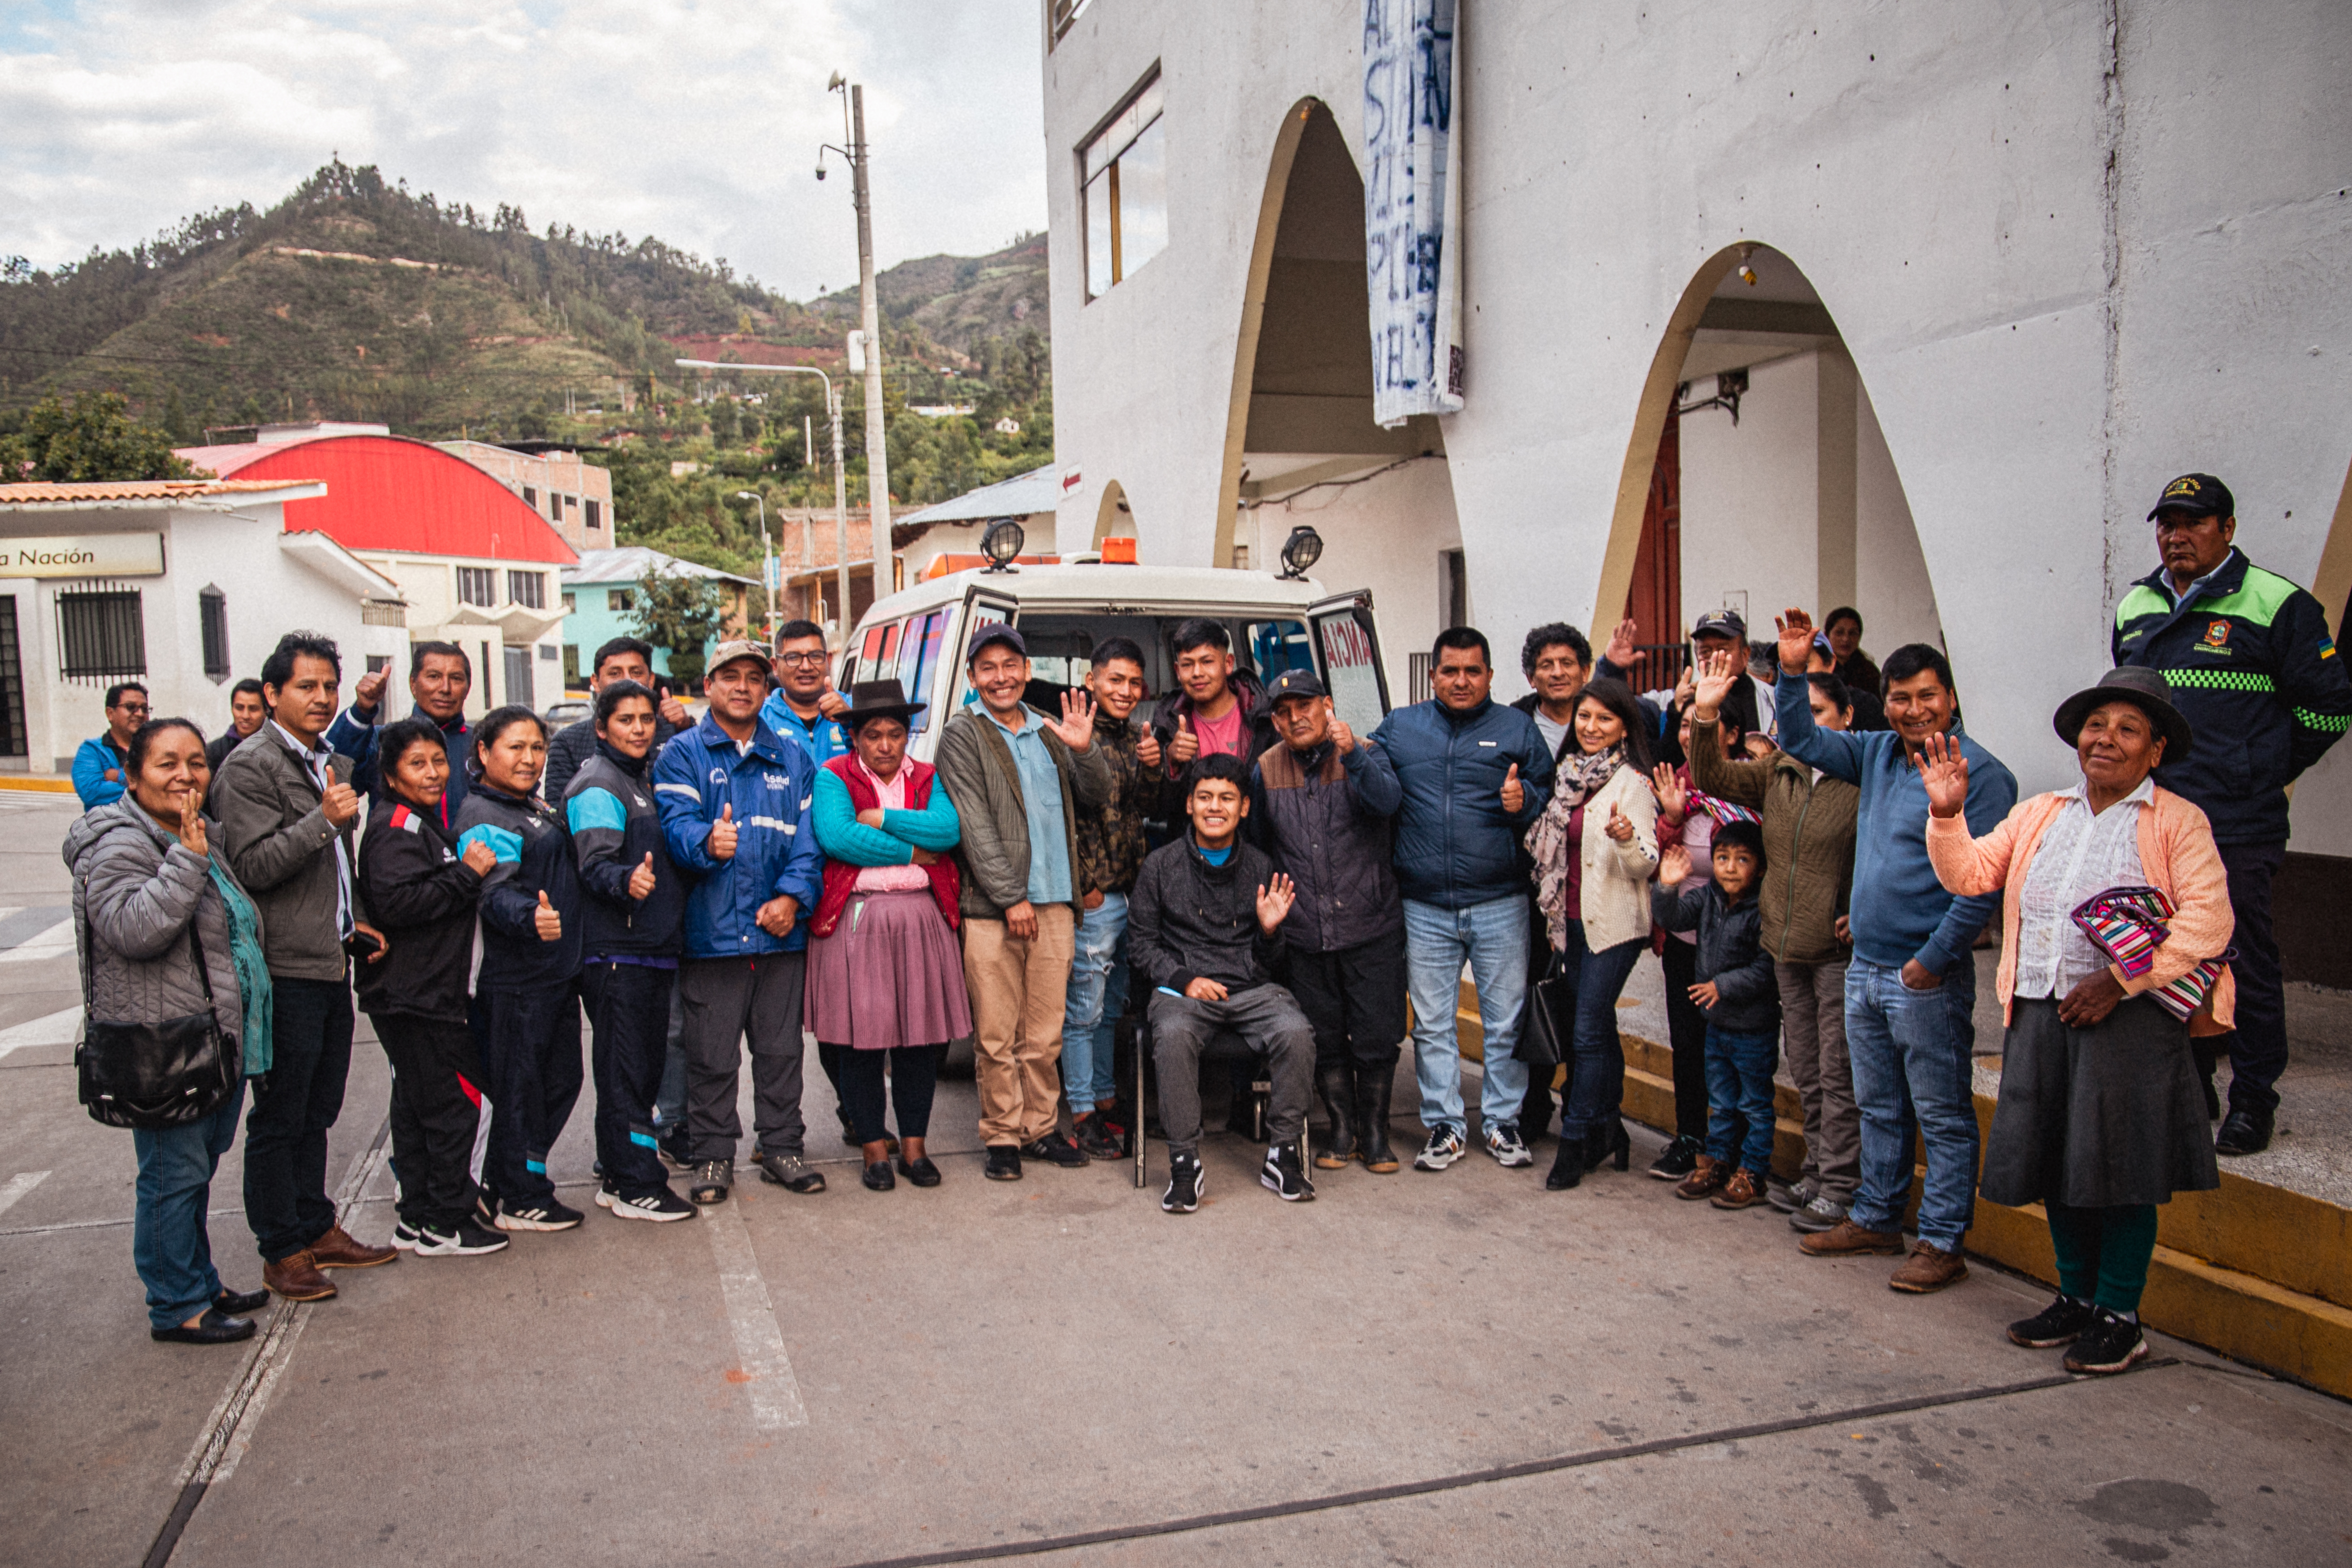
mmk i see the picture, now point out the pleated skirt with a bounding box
[804,889,973,1051]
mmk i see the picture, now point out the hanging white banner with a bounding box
[1362,0,1464,428]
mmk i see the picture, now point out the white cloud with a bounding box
[0,0,1047,298]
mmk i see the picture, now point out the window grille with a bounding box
[509,571,546,609]
[457,567,497,607]
[57,585,145,681]
[199,586,231,681]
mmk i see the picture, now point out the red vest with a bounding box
[810,755,961,938]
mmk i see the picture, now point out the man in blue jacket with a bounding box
[327,642,476,831]
[72,681,148,808]
[1773,611,2016,1296]
[1370,627,1555,1173]
[653,640,826,1205]
[2111,473,2352,1154]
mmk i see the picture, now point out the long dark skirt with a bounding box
[1980,995,2220,1210]
[804,888,972,1051]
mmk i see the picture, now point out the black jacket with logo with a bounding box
[1248,738,1403,953]
[1129,835,1285,996]
[562,742,685,959]
[2112,548,2352,843]
[354,796,484,1022]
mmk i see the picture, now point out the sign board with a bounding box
[1,533,165,578]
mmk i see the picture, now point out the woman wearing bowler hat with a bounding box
[806,679,970,1190]
[1916,667,2227,1375]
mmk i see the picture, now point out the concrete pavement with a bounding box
[4,790,2347,1567]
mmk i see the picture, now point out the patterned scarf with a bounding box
[1525,746,1625,950]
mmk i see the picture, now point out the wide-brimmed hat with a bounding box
[2053,667,2193,762]
[839,678,925,729]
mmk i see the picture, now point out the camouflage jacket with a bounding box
[1074,709,1167,897]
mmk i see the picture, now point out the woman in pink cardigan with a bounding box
[1918,667,2226,1377]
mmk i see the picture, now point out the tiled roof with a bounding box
[0,478,322,505]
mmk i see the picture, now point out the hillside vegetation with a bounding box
[1,161,1056,578]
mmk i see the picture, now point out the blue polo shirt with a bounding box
[987,707,1072,906]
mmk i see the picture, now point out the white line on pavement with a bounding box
[0,919,73,964]
[703,1199,809,1430]
[0,1006,81,1059]
[173,1125,393,1489]
[0,1170,52,1218]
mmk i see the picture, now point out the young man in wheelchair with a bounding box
[1127,753,1317,1212]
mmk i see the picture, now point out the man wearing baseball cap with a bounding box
[1249,668,1407,1172]
[1599,608,1776,750]
[2112,473,2352,1154]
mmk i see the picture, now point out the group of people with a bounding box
[70,472,2347,1380]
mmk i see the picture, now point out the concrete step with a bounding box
[1450,986,2352,1396]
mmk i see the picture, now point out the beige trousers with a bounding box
[962,907,1076,1146]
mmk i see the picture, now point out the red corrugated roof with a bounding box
[178,434,576,565]
[0,477,322,504]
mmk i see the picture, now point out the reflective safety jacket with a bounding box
[2112,548,2352,844]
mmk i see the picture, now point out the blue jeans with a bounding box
[1060,891,1128,1114]
[134,1080,248,1330]
[1555,922,1645,1140]
[1703,1023,1780,1175]
[1404,896,1530,1133]
[1844,956,1979,1251]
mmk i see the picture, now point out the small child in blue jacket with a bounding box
[1651,818,1781,1210]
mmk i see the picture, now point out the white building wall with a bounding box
[1042,0,2352,800]
[1678,354,1820,639]
[1854,388,1946,658]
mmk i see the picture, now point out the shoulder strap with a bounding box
[76,858,218,1012]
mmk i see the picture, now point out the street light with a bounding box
[1278,524,1324,580]
[733,490,776,646]
[677,359,851,637]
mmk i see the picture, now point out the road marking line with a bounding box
[0,1005,82,1059]
[703,1199,809,1430]
[0,1170,51,1218]
[168,1123,392,1494]
[0,919,74,964]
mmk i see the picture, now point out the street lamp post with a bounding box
[676,359,852,638]
[732,489,776,646]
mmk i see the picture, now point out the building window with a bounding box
[552,494,569,520]
[563,644,580,683]
[561,592,576,613]
[523,486,537,508]
[199,586,231,681]
[509,571,546,609]
[1082,72,1167,299]
[608,588,634,612]
[538,642,558,660]
[585,499,602,532]
[1048,0,1095,45]
[457,567,497,607]
[57,588,145,680]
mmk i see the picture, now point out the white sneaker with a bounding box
[1414,1126,1466,1172]
[389,1221,421,1251]
[1484,1122,1533,1167]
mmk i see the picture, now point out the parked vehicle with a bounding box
[837,561,1392,761]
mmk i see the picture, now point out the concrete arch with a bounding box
[1092,478,1134,546]
[1215,97,1449,572]
[1595,244,1945,675]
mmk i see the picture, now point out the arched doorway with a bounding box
[1091,479,1134,547]
[1597,245,1945,695]
[1219,99,1462,696]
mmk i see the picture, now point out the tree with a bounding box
[627,566,728,686]
[1,392,199,482]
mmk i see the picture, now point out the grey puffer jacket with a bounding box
[64,800,253,1052]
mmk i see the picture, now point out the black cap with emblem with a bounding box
[2147,472,2234,522]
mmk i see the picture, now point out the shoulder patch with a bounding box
[389,805,420,833]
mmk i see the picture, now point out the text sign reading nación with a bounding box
[3,534,165,578]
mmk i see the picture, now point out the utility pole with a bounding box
[734,490,776,646]
[850,85,893,602]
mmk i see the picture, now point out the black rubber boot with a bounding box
[1314,1064,1357,1170]
[1357,1067,1399,1173]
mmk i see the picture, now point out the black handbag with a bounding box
[74,879,238,1130]
[1514,953,1575,1070]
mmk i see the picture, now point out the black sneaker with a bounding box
[493,1197,584,1232]
[658,1129,694,1171]
[689,1160,733,1205]
[1647,1135,1702,1181]
[2063,1308,2150,1374]
[754,1150,827,1194]
[1073,1115,1124,1161]
[390,1220,422,1251]
[985,1144,1023,1181]
[2009,1293,2095,1349]
[414,1217,512,1255]
[1021,1131,1089,1168]
[1261,1142,1317,1202]
[1162,1154,1203,1214]
[607,1185,697,1223]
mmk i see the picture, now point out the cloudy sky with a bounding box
[0,0,1047,300]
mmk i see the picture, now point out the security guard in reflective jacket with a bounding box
[2112,473,2352,1154]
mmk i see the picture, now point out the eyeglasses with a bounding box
[774,652,828,668]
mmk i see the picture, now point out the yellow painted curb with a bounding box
[0,775,75,794]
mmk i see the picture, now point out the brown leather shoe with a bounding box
[1798,1218,1907,1257]
[1711,1167,1767,1210]
[309,1224,398,1270]
[263,1249,338,1302]
[1889,1240,1969,1293]
[1673,1154,1727,1201]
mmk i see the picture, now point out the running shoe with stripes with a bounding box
[493,1197,584,1232]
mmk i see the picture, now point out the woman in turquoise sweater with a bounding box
[805,681,969,1191]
